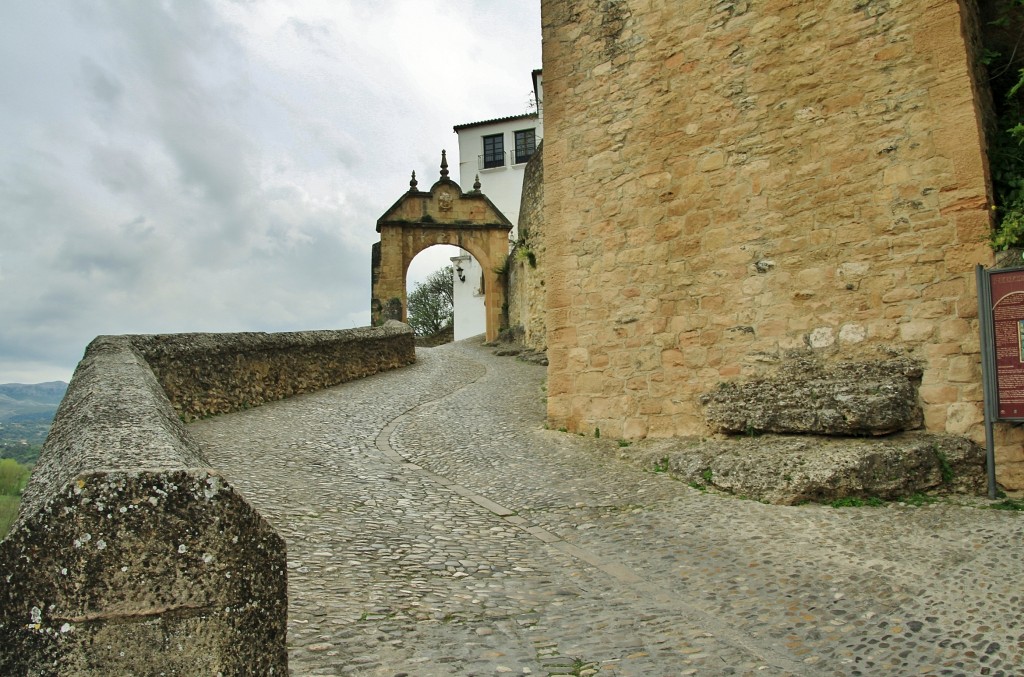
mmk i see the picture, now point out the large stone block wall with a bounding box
[0,336,288,675]
[508,144,549,351]
[540,1,1023,485]
[132,321,415,421]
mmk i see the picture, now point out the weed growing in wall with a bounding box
[515,246,537,268]
[936,449,955,484]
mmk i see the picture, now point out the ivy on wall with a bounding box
[985,0,1024,249]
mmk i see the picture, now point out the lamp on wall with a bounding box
[455,264,466,283]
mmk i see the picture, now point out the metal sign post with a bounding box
[976,263,1024,498]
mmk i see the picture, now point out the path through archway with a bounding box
[371,152,512,341]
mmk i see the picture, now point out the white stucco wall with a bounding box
[454,114,541,237]
[450,254,486,340]
[449,71,543,340]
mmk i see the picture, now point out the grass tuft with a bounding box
[830,496,886,508]
[988,498,1024,511]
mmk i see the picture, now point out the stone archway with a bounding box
[371,152,512,341]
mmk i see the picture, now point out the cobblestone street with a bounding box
[191,339,1024,677]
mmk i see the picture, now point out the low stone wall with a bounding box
[0,322,415,673]
[132,320,415,421]
[0,336,288,675]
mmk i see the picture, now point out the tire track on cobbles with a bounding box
[377,348,822,675]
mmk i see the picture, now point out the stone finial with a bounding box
[473,174,481,192]
[440,150,449,179]
[409,171,418,191]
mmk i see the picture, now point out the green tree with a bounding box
[407,266,455,337]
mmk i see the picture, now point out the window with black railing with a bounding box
[514,128,536,164]
[483,134,504,169]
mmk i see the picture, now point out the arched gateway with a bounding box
[371,152,512,341]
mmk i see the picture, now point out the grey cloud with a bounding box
[81,57,123,106]
[0,1,540,382]
[287,18,333,44]
[89,145,151,195]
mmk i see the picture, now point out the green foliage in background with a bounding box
[407,266,455,337]
[0,458,30,539]
[986,1,1024,249]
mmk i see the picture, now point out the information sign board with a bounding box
[988,268,1024,420]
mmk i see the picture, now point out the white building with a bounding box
[449,70,543,341]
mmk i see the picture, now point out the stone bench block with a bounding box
[701,355,924,436]
[631,431,985,505]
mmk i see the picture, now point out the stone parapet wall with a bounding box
[0,335,288,674]
[508,145,548,351]
[132,320,415,421]
[540,1,1022,486]
[0,322,415,672]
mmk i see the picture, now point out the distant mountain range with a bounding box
[0,382,68,422]
[0,382,67,464]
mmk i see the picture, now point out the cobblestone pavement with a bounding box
[191,339,1024,677]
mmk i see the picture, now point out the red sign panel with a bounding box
[990,269,1024,418]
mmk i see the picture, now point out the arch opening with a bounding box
[404,245,458,345]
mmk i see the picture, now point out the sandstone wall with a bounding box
[132,321,415,422]
[540,1,1022,485]
[508,144,548,351]
[0,336,288,675]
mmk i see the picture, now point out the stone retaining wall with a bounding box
[508,144,548,352]
[0,322,415,673]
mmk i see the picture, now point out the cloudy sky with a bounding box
[0,1,541,384]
